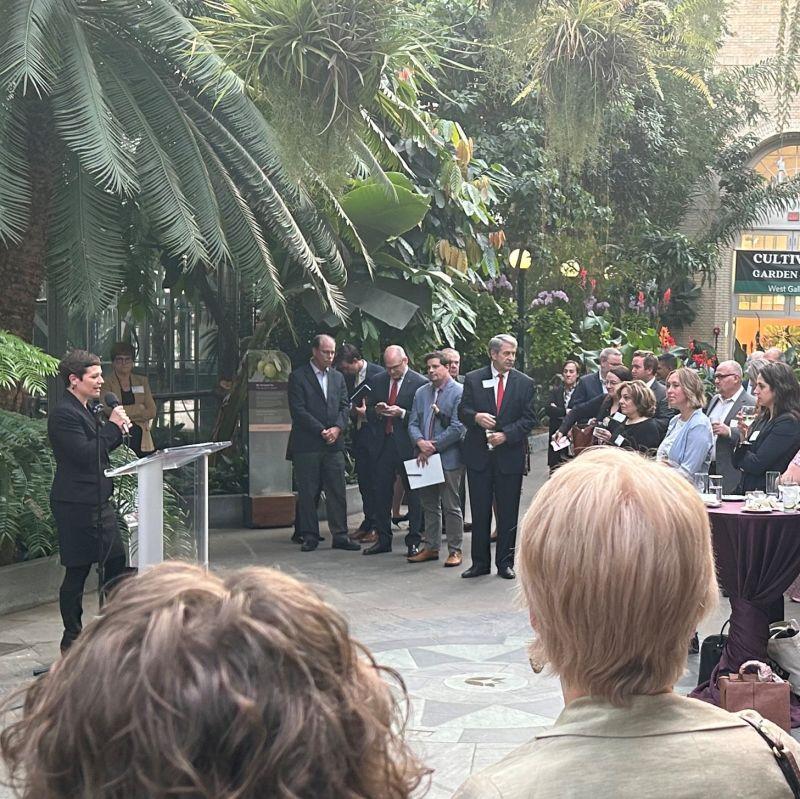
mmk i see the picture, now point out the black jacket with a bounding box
[343,361,385,448]
[459,366,536,475]
[614,417,663,454]
[570,372,603,408]
[48,392,123,505]
[732,412,800,492]
[286,363,349,457]
[366,368,428,462]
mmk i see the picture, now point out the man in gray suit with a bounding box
[705,360,755,493]
[407,351,466,567]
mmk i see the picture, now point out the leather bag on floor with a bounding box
[720,662,791,732]
[698,619,729,686]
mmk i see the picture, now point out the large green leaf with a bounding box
[340,173,430,249]
[0,101,31,245]
[50,17,137,197]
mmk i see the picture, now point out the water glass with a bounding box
[693,472,709,494]
[766,471,781,497]
[708,474,723,503]
[782,482,799,512]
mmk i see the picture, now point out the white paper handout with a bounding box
[404,453,445,489]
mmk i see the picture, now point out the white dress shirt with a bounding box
[490,365,510,406]
[311,362,328,400]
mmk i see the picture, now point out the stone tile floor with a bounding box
[0,456,753,797]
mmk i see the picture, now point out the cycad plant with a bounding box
[0,0,348,342]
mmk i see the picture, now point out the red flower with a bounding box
[663,288,671,305]
[637,290,645,308]
[692,353,704,366]
[590,278,597,290]
[397,67,413,82]
[580,269,587,288]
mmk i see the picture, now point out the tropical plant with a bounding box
[527,306,574,371]
[0,331,59,398]
[0,0,348,342]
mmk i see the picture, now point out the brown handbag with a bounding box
[570,424,595,456]
[719,664,791,732]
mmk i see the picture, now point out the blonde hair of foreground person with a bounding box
[0,563,430,799]
[519,446,718,703]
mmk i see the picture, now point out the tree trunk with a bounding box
[0,99,57,342]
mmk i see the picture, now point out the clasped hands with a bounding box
[416,439,436,466]
[475,412,506,448]
[320,426,341,445]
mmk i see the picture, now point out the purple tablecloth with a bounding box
[690,501,800,725]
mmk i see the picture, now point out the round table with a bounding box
[690,501,800,725]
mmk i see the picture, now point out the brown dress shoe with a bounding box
[407,548,439,563]
[444,552,462,567]
[360,531,378,544]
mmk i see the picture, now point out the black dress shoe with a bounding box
[406,544,419,558]
[461,565,490,578]
[497,566,516,580]
[463,522,473,532]
[332,536,360,551]
[291,533,303,544]
[300,541,318,552]
[363,542,392,555]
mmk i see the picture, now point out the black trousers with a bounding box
[353,438,377,529]
[293,449,348,545]
[374,434,421,550]
[59,555,127,651]
[467,461,523,571]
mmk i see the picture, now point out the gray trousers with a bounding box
[293,449,348,544]
[419,466,464,553]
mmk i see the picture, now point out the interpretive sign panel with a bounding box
[735,250,800,294]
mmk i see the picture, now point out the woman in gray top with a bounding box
[454,447,800,799]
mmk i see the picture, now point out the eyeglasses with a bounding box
[713,373,737,381]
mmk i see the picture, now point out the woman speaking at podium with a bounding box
[49,350,131,653]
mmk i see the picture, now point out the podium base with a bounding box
[248,493,296,528]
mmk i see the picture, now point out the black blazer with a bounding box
[48,392,123,505]
[367,368,428,462]
[648,379,675,432]
[459,366,536,475]
[732,412,800,492]
[614,417,663,454]
[558,392,606,435]
[570,371,603,408]
[343,361,385,447]
[286,363,349,457]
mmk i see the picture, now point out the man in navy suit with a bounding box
[335,343,385,542]
[630,349,674,432]
[570,346,623,407]
[286,335,360,553]
[459,334,536,580]
[363,345,428,556]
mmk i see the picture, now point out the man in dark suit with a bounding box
[48,350,131,652]
[706,360,755,493]
[363,345,428,556]
[630,349,674,433]
[656,352,677,383]
[335,343,385,542]
[459,334,536,580]
[286,334,359,553]
[570,346,622,407]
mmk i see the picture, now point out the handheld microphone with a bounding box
[105,392,131,434]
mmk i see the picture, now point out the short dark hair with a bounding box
[335,343,362,365]
[632,350,658,376]
[424,350,450,367]
[58,350,101,388]
[657,353,677,369]
[110,341,135,360]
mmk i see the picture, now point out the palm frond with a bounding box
[46,156,128,314]
[361,109,414,176]
[659,63,715,107]
[349,135,399,201]
[102,60,209,266]
[0,0,63,95]
[0,100,32,245]
[377,85,439,149]
[50,17,138,197]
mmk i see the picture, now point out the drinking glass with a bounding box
[693,472,709,494]
[782,482,799,512]
[708,475,723,503]
[741,405,757,428]
[766,471,781,497]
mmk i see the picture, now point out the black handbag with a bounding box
[698,619,730,686]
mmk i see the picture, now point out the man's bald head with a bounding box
[765,347,784,363]
[311,334,336,370]
[383,345,409,380]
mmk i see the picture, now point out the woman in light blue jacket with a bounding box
[656,368,713,481]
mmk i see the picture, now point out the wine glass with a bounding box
[741,405,757,427]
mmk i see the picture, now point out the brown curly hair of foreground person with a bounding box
[0,562,430,799]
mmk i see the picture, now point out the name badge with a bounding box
[482,379,495,389]
[612,411,625,423]
[749,430,760,441]
[614,434,625,447]
[132,385,145,394]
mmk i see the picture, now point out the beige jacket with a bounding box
[103,372,157,453]
[454,693,800,798]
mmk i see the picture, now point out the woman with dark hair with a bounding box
[553,365,634,448]
[613,380,664,454]
[0,562,430,799]
[103,341,156,458]
[546,360,580,471]
[733,360,800,493]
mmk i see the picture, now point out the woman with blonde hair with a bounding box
[1,563,429,799]
[455,448,800,798]
[656,367,713,479]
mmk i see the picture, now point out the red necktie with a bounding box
[496,373,505,412]
[385,378,399,434]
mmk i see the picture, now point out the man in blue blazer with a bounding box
[570,346,623,407]
[286,334,360,553]
[335,343,386,541]
[363,345,428,556]
[459,334,536,579]
[407,351,466,567]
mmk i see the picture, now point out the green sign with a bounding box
[735,250,800,294]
